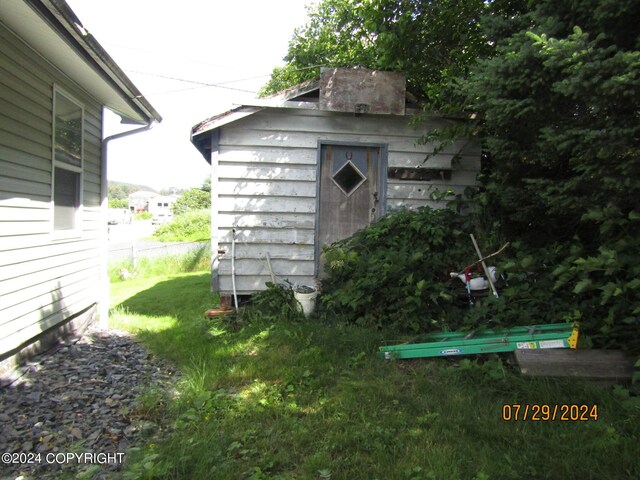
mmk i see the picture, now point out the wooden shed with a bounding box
[0,0,160,376]
[190,68,480,296]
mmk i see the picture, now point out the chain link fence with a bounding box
[109,240,210,263]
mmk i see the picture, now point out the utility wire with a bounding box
[127,64,325,97]
[127,69,260,94]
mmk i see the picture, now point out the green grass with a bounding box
[108,244,210,283]
[111,274,640,480]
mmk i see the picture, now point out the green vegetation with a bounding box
[171,189,210,216]
[320,204,639,351]
[150,178,211,243]
[111,278,640,479]
[108,198,128,209]
[260,0,492,99]
[152,209,210,243]
[172,179,211,216]
[108,246,210,283]
[454,0,640,354]
[321,206,473,332]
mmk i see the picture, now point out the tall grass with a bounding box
[108,244,210,283]
[110,276,640,480]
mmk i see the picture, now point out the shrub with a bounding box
[320,207,475,332]
[108,198,128,209]
[320,202,640,353]
[152,209,210,242]
[172,188,210,216]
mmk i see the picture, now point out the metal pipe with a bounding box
[99,120,156,329]
[231,228,239,309]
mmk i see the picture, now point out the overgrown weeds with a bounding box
[320,206,473,332]
[228,282,306,328]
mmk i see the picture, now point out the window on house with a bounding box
[53,167,80,230]
[333,160,366,196]
[53,88,83,231]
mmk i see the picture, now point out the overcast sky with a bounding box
[66,0,313,191]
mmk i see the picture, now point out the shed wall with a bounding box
[213,108,480,294]
[0,22,103,357]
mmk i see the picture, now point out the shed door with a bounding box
[317,144,381,272]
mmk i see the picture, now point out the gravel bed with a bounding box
[0,326,177,480]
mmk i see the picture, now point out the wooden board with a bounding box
[319,68,406,115]
[515,349,634,384]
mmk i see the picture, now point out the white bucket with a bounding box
[293,287,318,317]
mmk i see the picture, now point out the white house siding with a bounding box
[0,23,103,358]
[213,108,480,294]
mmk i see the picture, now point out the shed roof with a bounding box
[191,78,320,138]
[0,0,161,125]
[190,69,424,162]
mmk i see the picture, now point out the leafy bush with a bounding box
[319,204,640,353]
[172,188,210,216]
[108,198,128,209]
[320,207,476,332]
[153,209,210,242]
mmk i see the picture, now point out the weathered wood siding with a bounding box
[0,23,103,357]
[214,108,480,294]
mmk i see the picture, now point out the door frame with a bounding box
[314,140,388,276]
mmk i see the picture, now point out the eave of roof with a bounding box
[1,0,161,125]
[190,78,321,139]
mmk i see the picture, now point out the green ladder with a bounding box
[379,323,579,360]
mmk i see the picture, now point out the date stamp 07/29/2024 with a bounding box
[501,404,599,422]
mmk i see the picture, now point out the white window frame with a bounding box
[51,85,84,236]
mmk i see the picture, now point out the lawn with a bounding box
[110,273,640,480]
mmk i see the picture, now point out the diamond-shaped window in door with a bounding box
[332,160,367,196]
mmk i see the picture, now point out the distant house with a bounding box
[127,191,176,215]
[147,194,177,215]
[0,0,161,376]
[128,190,157,213]
[190,67,480,297]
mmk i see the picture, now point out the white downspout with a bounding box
[99,120,155,329]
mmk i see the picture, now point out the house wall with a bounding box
[213,108,480,294]
[0,22,103,360]
[128,191,156,213]
[147,195,176,215]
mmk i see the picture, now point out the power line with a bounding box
[127,64,326,97]
[126,69,262,94]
